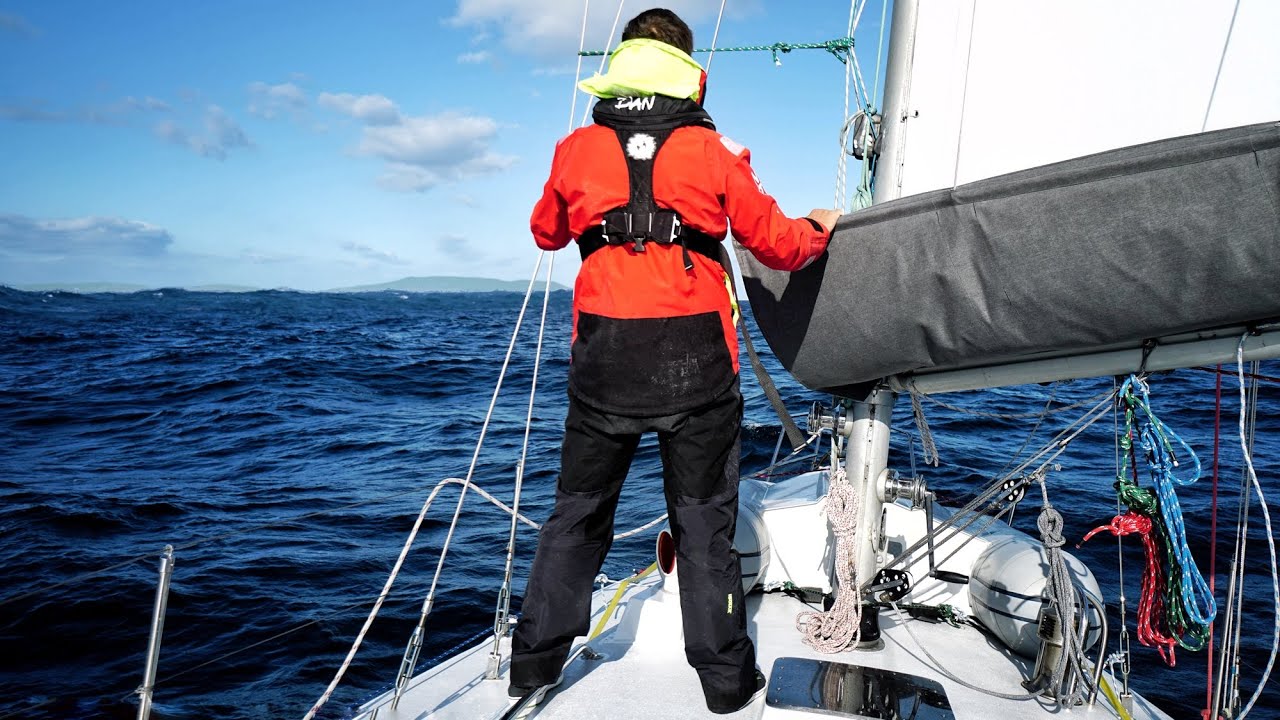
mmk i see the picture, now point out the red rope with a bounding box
[1082,512,1179,666]
[1205,365,1223,715]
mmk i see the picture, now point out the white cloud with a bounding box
[434,233,485,262]
[248,81,308,119]
[340,241,408,265]
[1,96,170,125]
[317,92,401,126]
[457,50,492,64]
[155,105,252,160]
[0,214,174,257]
[357,112,516,192]
[448,0,756,57]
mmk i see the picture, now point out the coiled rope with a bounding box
[796,465,863,652]
[1035,474,1096,706]
[1118,376,1216,649]
[1081,512,1178,665]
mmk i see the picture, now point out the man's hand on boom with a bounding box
[806,208,842,233]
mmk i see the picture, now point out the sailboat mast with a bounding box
[873,0,919,205]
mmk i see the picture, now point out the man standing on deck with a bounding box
[510,8,840,715]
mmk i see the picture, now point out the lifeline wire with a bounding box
[302,251,550,720]
[1233,335,1279,720]
[490,251,558,662]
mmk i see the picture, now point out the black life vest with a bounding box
[579,95,723,270]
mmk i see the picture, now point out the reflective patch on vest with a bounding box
[626,133,657,161]
[615,96,657,112]
[720,135,747,156]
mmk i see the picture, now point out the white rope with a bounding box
[301,468,668,718]
[909,390,939,467]
[579,0,627,128]
[567,0,591,133]
[951,0,979,189]
[1202,0,1241,132]
[490,252,560,652]
[834,0,862,210]
[705,0,728,72]
[796,466,863,652]
[1233,335,1278,719]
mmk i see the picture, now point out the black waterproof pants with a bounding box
[510,381,757,712]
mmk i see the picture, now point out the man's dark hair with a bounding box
[622,9,694,55]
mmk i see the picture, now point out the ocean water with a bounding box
[0,286,1275,720]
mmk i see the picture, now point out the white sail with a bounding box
[879,0,1280,201]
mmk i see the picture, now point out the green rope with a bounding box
[580,37,855,65]
[1114,380,1214,655]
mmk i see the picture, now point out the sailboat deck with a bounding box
[360,576,1170,719]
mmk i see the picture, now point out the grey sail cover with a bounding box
[738,121,1280,394]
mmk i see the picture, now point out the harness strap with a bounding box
[578,218,723,271]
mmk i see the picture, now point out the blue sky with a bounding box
[0,1,889,291]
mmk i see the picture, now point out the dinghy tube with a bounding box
[967,534,1103,659]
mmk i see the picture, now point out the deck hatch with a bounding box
[766,657,954,718]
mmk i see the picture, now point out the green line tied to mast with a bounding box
[580,36,856,66]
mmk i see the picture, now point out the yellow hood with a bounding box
[578,39,704,102]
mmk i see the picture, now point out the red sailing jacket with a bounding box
[531,96,829,416]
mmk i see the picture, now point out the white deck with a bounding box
[359,573,1170,720]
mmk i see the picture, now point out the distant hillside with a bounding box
[17,282,151,293]
[187,284,261,293]
[330,276,569,293]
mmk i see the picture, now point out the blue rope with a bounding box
[1121,376,1218,628]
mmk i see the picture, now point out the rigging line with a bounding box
[0,551,153,610]
[875,395,1117,583]
[951,0,979,189]
[567,0,591,132]
[1112,376,1132,698]
[1201,0,1241,132]
[880,391,1118,584]
[921,385,1116,419]
[705,0,728,72]
[1206,365,1223,714]
[580,0,627,129]
[157,596,373,687]
[870,0,889,107]
[1234,335,1279,720]
[0,475,537,611]
[1192,365,1280,386]
[752,432,822,478]
[886,599,1041,701]
[994,382,1058,478]
[491,253,557,658]
[835,0,860,210]
[293,473,673,720]
[303,251,547,720]
[419,253,544,620]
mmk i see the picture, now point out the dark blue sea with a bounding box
[1,287,1276,719]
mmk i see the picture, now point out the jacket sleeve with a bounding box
[530,140,572,251]
[714,136,830,271]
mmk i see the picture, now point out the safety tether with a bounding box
[716,245,807,450]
